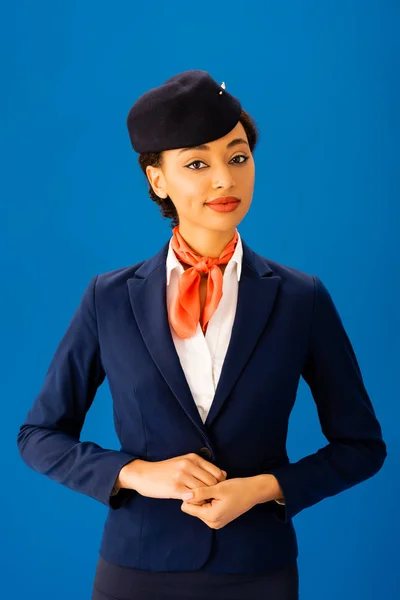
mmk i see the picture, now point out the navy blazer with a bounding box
[17,237,387,574]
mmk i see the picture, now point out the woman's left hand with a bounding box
[180,477,259,529]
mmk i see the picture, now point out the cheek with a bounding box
[244,167,255,192]
[245,160,255,180]
[187,176,209,196]
[171,171,207,196]
[177,178,209,205]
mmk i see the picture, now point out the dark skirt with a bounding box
[91,556,299,600]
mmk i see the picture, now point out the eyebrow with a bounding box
[177,137,249,156]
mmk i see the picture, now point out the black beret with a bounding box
[126,69,242,154]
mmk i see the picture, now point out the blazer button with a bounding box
[198,447,212,460]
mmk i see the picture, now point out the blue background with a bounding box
[2,1,398,597]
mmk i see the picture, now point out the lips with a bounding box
[206,196,240,205]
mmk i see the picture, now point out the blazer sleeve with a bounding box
[16,275,140,510]
[266,275,387,523]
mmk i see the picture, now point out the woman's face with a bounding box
[146,120,255,235]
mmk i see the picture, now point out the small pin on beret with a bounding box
[126,70,242,153]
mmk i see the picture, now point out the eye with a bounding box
[185,154,250,170]
[231,154,249,165]
[185,160,207,170]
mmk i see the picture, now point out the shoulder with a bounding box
[254,250,316,298]
[258,255,339,318]
[92,260,147,298]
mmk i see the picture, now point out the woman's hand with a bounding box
[118,453,227,500]
[180,477,259,529]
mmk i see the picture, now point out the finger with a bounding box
[174,476,214,501]
[193,455,227,482]
[179,487,210,505]
[186,465,223,488]
[182,485,219,505]
[181,498,215,517]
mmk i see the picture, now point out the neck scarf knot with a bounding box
[168,225,239,339]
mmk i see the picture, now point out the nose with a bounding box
[211,162,236,190]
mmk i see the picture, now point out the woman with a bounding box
[17,70,387,600]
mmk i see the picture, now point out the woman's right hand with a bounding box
[118,454,227,501]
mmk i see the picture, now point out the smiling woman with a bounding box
[141,119,256,258]
[138,108,259,231]
[17,68,386,600]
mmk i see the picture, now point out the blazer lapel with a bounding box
[127,236,282,436]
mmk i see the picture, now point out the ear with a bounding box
[146,165,167,199]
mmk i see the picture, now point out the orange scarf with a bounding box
[168,225,239,339]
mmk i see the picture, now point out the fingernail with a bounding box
[182,492,193,500]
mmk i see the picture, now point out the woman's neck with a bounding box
[176,225,236,258]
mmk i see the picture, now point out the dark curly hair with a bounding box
[137,108,259,229]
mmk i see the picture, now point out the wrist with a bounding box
[250,474,284,505]
[118,459,147,490]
